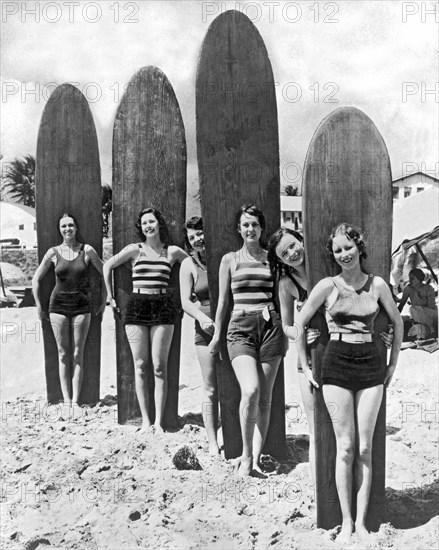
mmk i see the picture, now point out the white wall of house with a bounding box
[0,201,37,248]
[392,172,439,201]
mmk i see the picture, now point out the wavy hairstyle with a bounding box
[267,227,304,280]
[183,216,203,251]
[326,223,367,262]
[135,207,170,245]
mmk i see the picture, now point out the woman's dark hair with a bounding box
[267,227,303,279]
[235,204,266,232]
[409,268,425,283]
[183,216,203,250]
[135,207,170,244]
[326,223,367,262]
[58,212,79,229]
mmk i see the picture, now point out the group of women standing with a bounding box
[33,203,403,541]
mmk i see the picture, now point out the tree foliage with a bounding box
[1,155,36,207]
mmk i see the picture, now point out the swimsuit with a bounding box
[321,274,384,391]
[49,245,91,318]
[190,256,212,346]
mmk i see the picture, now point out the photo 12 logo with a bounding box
[1,2,140,24]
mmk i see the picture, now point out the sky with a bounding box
[1,0,438,202]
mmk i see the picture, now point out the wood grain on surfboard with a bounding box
[303,106,392,530]
[36,83,103,405]
[196,10,285,459]
[112,66,186,426]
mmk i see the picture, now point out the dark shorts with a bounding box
[123,291,179,326]
[227,307,287,362]
[194,303,213,347]
[321,340,384,392]
[49,291,91,318]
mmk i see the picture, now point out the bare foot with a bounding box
[355,524,376,546]
[208,443,220,456]
[140,420,152,431]
[233,456,252,476]
[153,423,164,434]
[336,521,354,545]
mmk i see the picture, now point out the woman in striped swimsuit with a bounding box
[209,204,287,476]
[104,207,187,431]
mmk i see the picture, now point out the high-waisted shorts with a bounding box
[321,340,384,392]
[194,303,213,347]
[123,290,179,326]
[227,307,287,362]
[49,291,91,318]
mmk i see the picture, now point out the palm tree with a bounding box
[284,184,298,196]
[1,155,35,207]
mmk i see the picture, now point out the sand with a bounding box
[1,307,438,550]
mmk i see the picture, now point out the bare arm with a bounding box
[84,245,107,313]
[426,285,436,310]
[398,286,410,312]
[295,278,333,388]
[168,245,189,265]
[32,248,55,320]
[179,257,214,327]
[103,244,139,309]
[208,253,232,355]
[375,277,403,385]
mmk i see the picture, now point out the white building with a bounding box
[392,172,439,201]
[280,196,302,230]
[0,201,37,249]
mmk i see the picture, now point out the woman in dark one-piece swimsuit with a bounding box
[32,213,106,406]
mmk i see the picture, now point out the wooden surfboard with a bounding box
[35,83,103,405]
[113,66,186,427]
[196,10,285,460]
[303,106,392,530]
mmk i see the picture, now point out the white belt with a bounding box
[330,333,373,343]
[133,288,169,295]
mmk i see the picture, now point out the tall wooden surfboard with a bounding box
[36,83,103,405]
[113,66,186,427]
[196,10,285,460]
[303,106,392,530]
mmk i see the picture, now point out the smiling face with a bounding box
[186,228,205,252]
[275,233,304,269]
[332,234,360,269]
[141,212,159,238]
[238,213,262,244]
[59,216,77,239]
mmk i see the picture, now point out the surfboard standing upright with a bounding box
[196,10,285,459]
[303,106,392,530]
[36,83,103,405]
[112,66,186,426]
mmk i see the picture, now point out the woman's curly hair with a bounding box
[326,223,367,262]
[267,227,304,280]
[135,207,170,245]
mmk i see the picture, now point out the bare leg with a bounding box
[355,385,384,541]
[322,385,356,543]
[126,325,152,429]
[50,313,72,404]
[196,344,219,454]
[252,356,282,471]
[150,324,174,429]
[298,371,316,485]
[71,313,91,404]
[231,355,260,475]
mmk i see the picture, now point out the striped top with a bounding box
[132,244,171,290]
[231,253,274,313]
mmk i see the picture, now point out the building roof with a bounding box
[0,201,36,217]
[392,171,439,184]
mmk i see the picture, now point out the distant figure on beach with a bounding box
[32,213,106,406]
[295,223,403,543]
[180,216,219,455]
[398,268,437,338]
[103,207,187,431]
[267,227,394,485]
[209,204,287,476]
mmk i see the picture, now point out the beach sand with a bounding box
[1,307,438,549]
